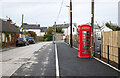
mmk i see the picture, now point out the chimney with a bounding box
[7,18,12,23]
[38,24,40,27]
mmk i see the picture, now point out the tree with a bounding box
[105,22,120,31]
[56,27,64,33]
[44,27,53,41]
[46,27,53,35]
[27,31,37,40]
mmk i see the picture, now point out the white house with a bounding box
[55,23,77,37]
[94,25,112,52]
[94,25,112,39]
[54,23,77,44]
[68,23,78,36]
[23,24,41,36]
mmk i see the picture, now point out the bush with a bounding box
[44,38,48,41]
[44,35,53,41]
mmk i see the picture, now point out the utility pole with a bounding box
[53,21,56,44]
[22,14,24,33]
[70,0,73,48]
[91,0,95,57]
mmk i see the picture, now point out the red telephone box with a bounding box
[78,24,91,58]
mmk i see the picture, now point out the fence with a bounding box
[65,35,77,48]
[94,31,120,69]
[94,44,120,69]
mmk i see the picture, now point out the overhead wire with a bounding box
[55,0,64,22]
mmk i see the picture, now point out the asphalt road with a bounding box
[1,42,53,77]
[11,42,56,77]
[1,41,120,78]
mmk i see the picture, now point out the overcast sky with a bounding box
[0,0,120,27]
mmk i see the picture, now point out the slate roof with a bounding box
[94,25,100,29]
[23,24,40,29]
[0,19,20,33]
[40,27,47,32]
[53,24,69,28]
[53,23,77,28]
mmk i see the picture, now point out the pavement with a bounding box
[0,47,16,52]
[11,42,55,77]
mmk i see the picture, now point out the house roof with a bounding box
[54,24,69,28]
[23,24,40,29]
[94,25,100,29]
[54,23,77,28]
[40,27,47,32]
[0,19,20,33]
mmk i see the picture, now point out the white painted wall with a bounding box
[68,24,77,36]
[9,34,11,42]
[94,26,112,38]
[101,26,112,32]
[40,32,46,36]
[2,33,5,42]
[1,33,12,42]
[62,28,68,36]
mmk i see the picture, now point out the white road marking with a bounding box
[25,75,30,76]
[49,48,52,51]
[55,44,60,77]
[41,68,43,70]
[41,72,44,75]
[34,54,38,56]
[46,57,49,61]
[94,57,120,72]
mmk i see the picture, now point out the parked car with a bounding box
[27,37,35,44]
[16,38,29,46]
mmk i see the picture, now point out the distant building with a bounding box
[53,23,77,43]
[54,23,77,36]
[94,25,112,39]
[40,27,47,36]
[23,24,41,36]
[0,19,20,47]
[94,25,112,52]
[118,1,120,26]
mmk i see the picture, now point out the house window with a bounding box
[73,28,75,32]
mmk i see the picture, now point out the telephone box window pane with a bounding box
[83,39,89,41]
[83,37,89,39]
[83,45,89,47]
[83,51,89,53]
[83,34,89,36]
[82,27,90,29]
[83,48,89,50]
[83,31,89,33]
[83,42,89,44]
